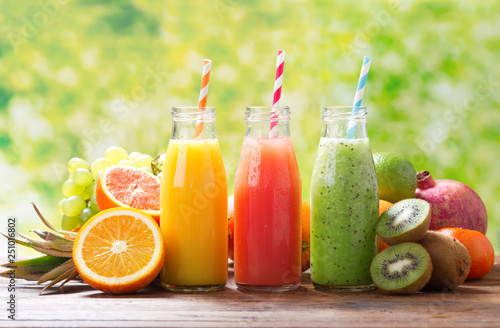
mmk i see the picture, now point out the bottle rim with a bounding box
[171,106,216,122]
[321,106,367,121]
[245,106,290,122]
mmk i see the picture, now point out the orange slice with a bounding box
[95,165,160,224]
[72,208,165,294]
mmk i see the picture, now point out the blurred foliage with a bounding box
[0,0,499,253]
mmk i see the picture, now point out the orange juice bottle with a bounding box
[160,107,228,292]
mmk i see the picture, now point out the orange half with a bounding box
[72,207,165,294]
[95,165,160,224]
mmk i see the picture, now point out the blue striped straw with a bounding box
[347,56,371,138]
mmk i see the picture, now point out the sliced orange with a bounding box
[95,166,160,224]
[72,207,165,294]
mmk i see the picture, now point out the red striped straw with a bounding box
[269,50,285,138]
[194,59,212,139]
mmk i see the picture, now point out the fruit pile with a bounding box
[1,150,495,296]
[1,146,166,294]
[369,153,494,294]
[57,146,160,230]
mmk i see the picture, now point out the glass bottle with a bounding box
[160,107,228,292]
[234,106,302,292]
[310,106,378,292]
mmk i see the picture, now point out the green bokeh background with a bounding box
[0,0,499,255]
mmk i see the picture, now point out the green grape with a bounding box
[128,151,142,161]
[105,146,128,165]
[61,215,80,231]
[79,187,92,200]
[134,154,153,168]
[73,168,93,187]
[86,181,96,196]
[61,195,86,217]
[91,157,110,176]
[62,179,84,197]
[79,207,95,226]
[57,199,66,215]
[90,194,99,213]
[157,171,163,180]
[141,166,153,174]
[117,159,135,167]
[68,157,90,174]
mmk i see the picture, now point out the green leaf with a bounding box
[1,256,69,273]
[0,233,35,248]
[37,259,75,284]
[31,245,73,258]
[32,203,77,238]
[30,230,75,243]
[0,270,46,281]
[16,232,74,252]
[39,267,77,295]
[58,268,80,294]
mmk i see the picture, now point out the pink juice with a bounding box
[234,136,302,288]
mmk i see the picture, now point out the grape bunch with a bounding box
[58,146,158,231]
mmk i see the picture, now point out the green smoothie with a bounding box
[310,137,378,290]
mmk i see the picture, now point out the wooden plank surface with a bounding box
[1,256,499,328]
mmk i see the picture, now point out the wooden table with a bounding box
[1,256,499,327]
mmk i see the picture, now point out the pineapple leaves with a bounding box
[0,204,80,295]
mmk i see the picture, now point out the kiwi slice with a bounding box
[376,199,431,246]
[419,231,471,291]
[370,242,432,294]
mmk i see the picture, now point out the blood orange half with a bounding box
[95,166,161,224]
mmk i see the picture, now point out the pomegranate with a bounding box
[415,171,487,234]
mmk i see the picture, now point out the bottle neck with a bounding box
[171,107,217,140]
[321,106,368,139]
[245,106,291,138]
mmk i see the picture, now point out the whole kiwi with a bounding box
[419,231,471,290]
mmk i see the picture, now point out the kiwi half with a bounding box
[419,231,471,290]
[376,199,430,246]
[370,242,432,294]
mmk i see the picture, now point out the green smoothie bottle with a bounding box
[310,106,378,292]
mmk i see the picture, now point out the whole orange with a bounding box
[379,199,393,216]
[227,196,235,260]
[377,200,393,252]
[301,200,311,272]
[437,228,495,280]
[378,237,390,252]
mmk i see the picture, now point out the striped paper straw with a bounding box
[347,56,371,139]
[269,50,285,138]
[194,59,212,139]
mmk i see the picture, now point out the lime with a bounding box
[373,152,417,203]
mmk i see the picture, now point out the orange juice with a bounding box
[160,138,228,291]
